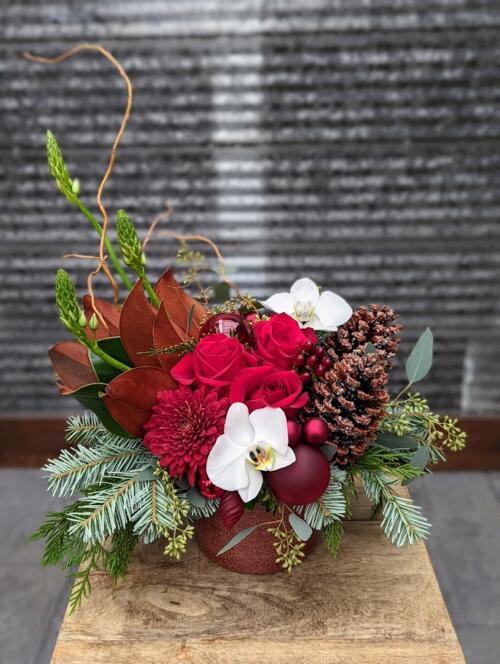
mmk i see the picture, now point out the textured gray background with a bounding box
[1,0,500,414]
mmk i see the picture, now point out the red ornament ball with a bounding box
[266,444,330,505]
[303,417,330,446]
[200,312,251,344]
[287,420,302,447]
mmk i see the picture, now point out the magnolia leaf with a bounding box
[186,486,206,508]
[365,342,377,354]
[89,337,131,384]
[70,383,131,438]
[405,328,433,385]
[288,513,313,541]
[217,525,258,556]
[374,432,418,450]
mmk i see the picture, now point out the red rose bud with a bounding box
[287,420,302,447]
[200,312,251,344]
[219,491,245,529]
[266,444,330,505]
[303,417,330,445]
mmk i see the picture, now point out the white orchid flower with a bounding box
[262,277,352,331]
[206,403,296,503]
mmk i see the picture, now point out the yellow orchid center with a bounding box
[247,444,274,471]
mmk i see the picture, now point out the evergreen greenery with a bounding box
[298,467,347,530]
[322,520,344,558]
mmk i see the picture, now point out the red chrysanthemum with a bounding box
[143,387,228,486]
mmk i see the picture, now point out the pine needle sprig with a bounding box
[297,467,347,530]
[361,470,431,547]
[44,439,151,498]
[323,520,344,558]
[65,412,106,447]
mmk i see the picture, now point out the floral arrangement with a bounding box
[28,45,466,612]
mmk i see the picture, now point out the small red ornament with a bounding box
[303,417,330,446]
[287,420,302,447]
[200,312,251,344]
[218,491,245,529]
[265,444,330,505]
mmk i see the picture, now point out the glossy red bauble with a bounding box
[287,420,302,447]
[303,417,330,446]
[266,444,330,505]
[200,312,251,344]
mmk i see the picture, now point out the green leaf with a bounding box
[89,337,131,383]
[217,525,258,556]
[374,432,419,450]
[186,486,206,508]
[70,383,131,438]
[410,445,430,471]
[405,328,433,385]
[213,281,230,302]
[323,520,343,558]
[133,466,157,482]
[365,342,377,354]
[288,513,313,541]
[186,304,195,333]
[320,445,336,461]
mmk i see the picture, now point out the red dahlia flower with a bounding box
[143,387,228,486]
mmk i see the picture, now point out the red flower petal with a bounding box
[119,279,160,368]
[103,367,176,437]
[171,352,195,385]
[154,268,207,338]
[48,341,97,392]
[83,295,121,340]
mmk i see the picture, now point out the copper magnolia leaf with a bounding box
[103,366,176,437]
[152,303,187,372]
[119,279,160,368]
[154,268,206,337]
[48,341,97,391]
[83,295,121,339]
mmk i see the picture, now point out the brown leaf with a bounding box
[48,341,97,391]
[103,367,176,436]
[119,279,160,368]
[83,295,121,340]
[152,303,188,372]
[154,268,206,338]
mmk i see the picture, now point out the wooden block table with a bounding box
[50,490,464,663]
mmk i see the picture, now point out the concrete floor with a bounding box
[0,470,498,664]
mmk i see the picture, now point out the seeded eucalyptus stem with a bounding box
[142,278,160,308]
[74,199,133,291]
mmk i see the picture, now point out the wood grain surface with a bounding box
[50,489,464,664]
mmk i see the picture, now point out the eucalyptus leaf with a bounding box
[186,304,195,334]
[374,432,419,450]
[186,486,206,508]
[410,445,431,471]
[365,342,377,354]
[320,445,337,461]
[217,525,258,556]
[405,327,433,385]
[133,467,157,482]
[288,512,313,541]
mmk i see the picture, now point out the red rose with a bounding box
[253,313,317,369]
[229,365,308,416]
[171,333,256,389]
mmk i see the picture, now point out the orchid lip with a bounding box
[293,299,316,323]
[247,443,274,471]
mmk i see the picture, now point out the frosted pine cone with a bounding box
[325,304,401,369]
[310,351,390,466]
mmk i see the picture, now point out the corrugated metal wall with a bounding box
[1,0,500,414]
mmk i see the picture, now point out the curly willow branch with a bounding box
[150,207,239,294]
[23,43,133,320]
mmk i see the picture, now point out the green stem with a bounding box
[142,276,161,308]
[74,199,134,291]
[88,341,131,373]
